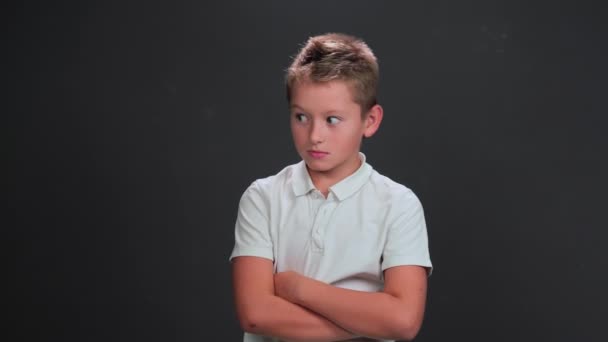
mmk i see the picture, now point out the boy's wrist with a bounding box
[293,274,313,305]
[274,271,310,304]
[292,275,323,307]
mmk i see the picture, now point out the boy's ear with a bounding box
[363,104,383,138]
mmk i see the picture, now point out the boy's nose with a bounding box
[309,121,325,144]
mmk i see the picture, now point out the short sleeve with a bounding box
[381,190,433,274]
[229,182,274,262]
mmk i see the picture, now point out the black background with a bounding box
[10,1,608,341]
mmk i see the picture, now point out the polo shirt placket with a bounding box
[310,193,338,253]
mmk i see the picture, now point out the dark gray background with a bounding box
[11,1,608,341]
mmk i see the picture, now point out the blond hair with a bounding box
[286,33,379,115]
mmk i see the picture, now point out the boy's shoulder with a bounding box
[243,160,305,195]
[365,170,425,226]
[368,168,419,202]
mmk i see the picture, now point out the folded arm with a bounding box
[232,256,358,342]
[274,265,428,341]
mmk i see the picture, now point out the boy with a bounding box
[229,33,432,342]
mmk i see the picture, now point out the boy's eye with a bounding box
[327,116,341,124]
[295,113,308,122]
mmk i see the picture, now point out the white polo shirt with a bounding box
[230,153,432,342]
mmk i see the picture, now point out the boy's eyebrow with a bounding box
[290,104,341,115]
[290,104,306,112]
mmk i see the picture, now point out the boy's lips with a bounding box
[307,150,329,159]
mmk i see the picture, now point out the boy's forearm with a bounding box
[241,293,357,341]
[286,277,418,341]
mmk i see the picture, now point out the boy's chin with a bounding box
[304,160,336,173]
[302,158,327,169]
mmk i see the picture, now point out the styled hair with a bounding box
[286,33,379,115]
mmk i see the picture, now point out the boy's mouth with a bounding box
[307,150,329,159]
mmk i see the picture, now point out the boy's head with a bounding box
[286,33,379,116]
[286,33,383,184]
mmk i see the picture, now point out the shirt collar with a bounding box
[291,152,373,201]
[292,160,317,196]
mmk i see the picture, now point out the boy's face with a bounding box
[290,80,382,182]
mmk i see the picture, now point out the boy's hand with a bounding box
[274,271,306,303]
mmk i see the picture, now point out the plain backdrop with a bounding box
[10,1,608,341]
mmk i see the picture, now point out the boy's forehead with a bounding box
[292,78,355,92]
[290,80,359,109]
